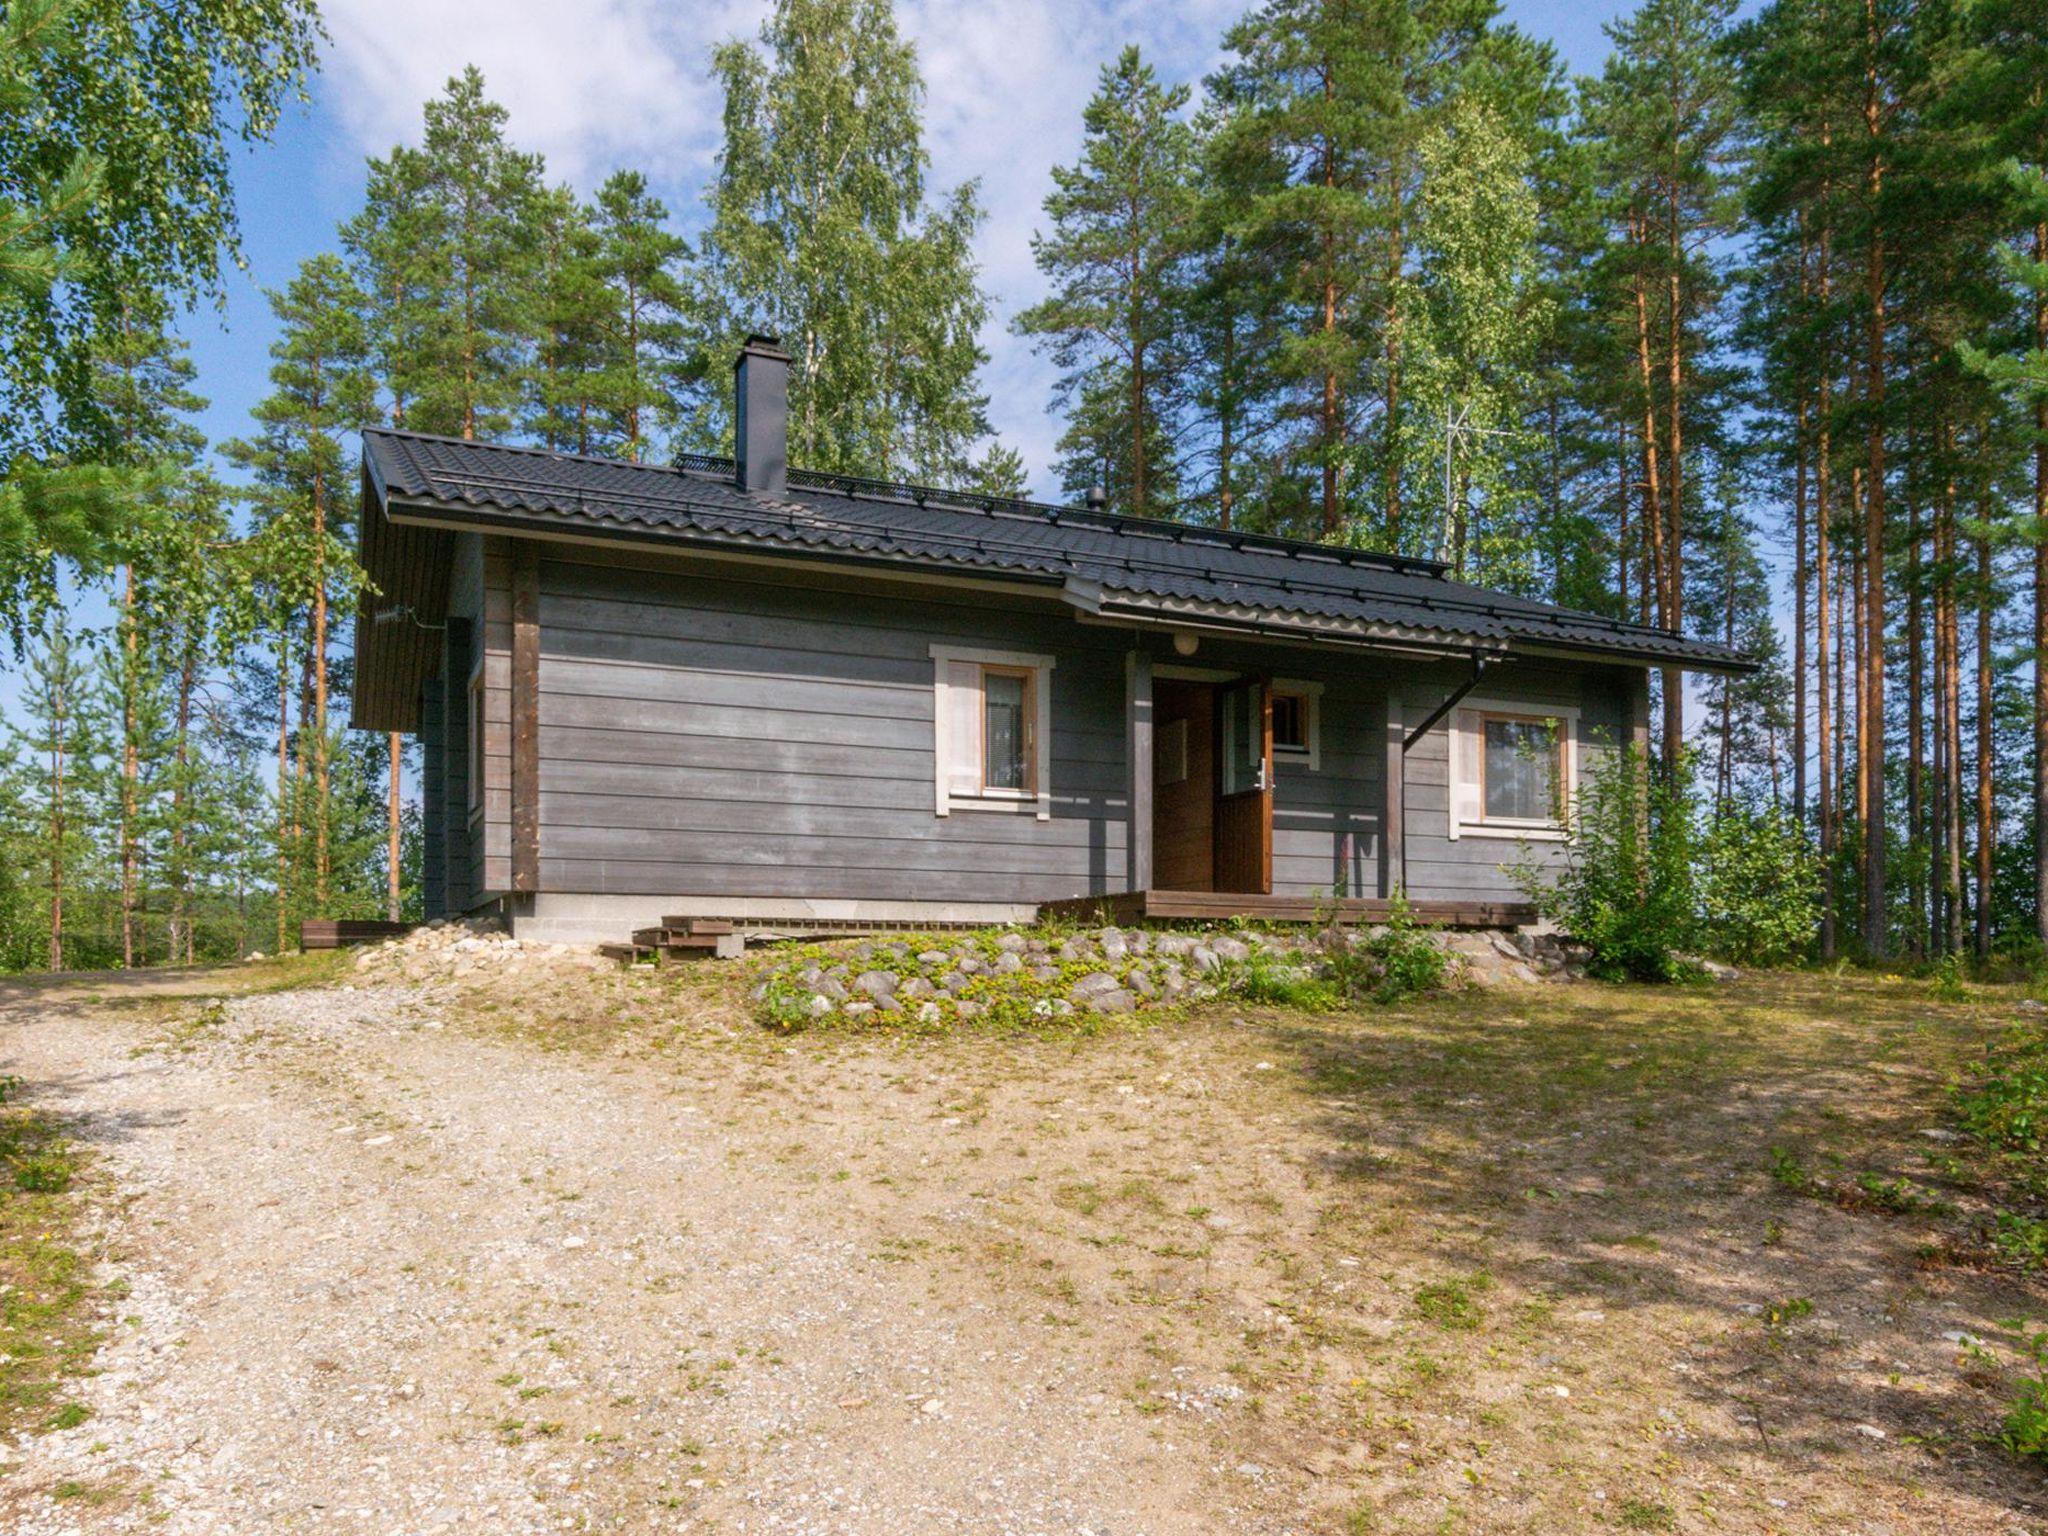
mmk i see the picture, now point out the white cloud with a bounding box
[316,0,1240,495]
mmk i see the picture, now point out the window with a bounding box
[1483,716,1559,822]
[1271,692,1307,752]
[1448,700,1576,839]
[466,664,485,818]
[930,645,1056,818]
[1271,678,1323,770]
[982,668,1030,791]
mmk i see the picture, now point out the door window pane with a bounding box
[1222,684,1263,795]
[1484,717,1557,821]
[983,670,1028,791]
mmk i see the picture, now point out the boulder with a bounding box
[853,970,900,1003]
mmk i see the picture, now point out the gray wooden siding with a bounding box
[454,537,1643,912]
[530,551,1128,903]
[1398,658,1631,902]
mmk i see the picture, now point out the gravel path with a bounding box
[0,973,1248,1535]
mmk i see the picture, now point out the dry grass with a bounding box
[47,947,2046,1532]
[423,956,2048,1532]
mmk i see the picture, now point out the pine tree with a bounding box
[8,615,102,971]
[522,186,610,453]
[1578,0,1746,768]
[223,254,377,914]
[346,67,546,441]
[1014,47,1199,515]
[588,171,690,462]
[0,0,318,624]
[87,301,203,967]
[685,0,1002,487]
[1206,0,1404,537]
[1951,0,2048,946]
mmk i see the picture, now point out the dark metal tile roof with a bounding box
[361,428,1753,673]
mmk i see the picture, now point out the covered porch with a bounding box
[1038,889,1538,928]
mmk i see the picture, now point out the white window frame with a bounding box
[1270,677,1323,772]
[930,644,1056,820]
[1447,697,1578,841]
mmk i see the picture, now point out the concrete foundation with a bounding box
[505,892,1043,947]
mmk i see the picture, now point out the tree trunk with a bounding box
[277,639,292,955]
[47,698,66,974]
[1939,462,1964,955]
[1858,0,1889,959]
[1978,534,1996,959]
[1663,188,1687,770]
[1906,487,1923,959]
[170,644,196,965]
[388,732,404,924]
[1384,186,1405,541]
[313,473,331,909]
[119,563,138,968]
[1794,394,1809,829]
[2034,217,2048,948]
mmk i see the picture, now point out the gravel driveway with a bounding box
[0,970,1251,1535]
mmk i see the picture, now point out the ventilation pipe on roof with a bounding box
[1086,485,1108,512]
[734,335,791,496]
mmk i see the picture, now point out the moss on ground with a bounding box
[0,1076,98,1437]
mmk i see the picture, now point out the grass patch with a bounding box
[1412,1274,1490,1331]
[0,1075,98,1438]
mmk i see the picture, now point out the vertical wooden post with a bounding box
[1381,689,1404,899]
[1125,650,1154,894]
[511,543,541,895]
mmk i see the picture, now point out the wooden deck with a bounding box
[1036,890,1537,929]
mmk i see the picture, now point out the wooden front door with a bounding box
[1214,676,1273,894]
[1153,680,1216,890]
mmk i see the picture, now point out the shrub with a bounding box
[1512,743,1701,982]
[2004,1332,2048,1464]
[1956,1026,2048,1155]
[1230,947,1338,1010]
[1326,893,1452,1004]
[1699,799,1820,966]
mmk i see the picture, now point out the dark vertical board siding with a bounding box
[419,679,446,918]
[510,542,540,891]
[440,616,473,909]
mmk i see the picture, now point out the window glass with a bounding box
[1483,717,1557,822]
[1221,683,1263,795]
[983,670,1028,791]
[1272,692,1307,751]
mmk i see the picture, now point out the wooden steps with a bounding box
[608,916,743,965]
[301,918,413,950]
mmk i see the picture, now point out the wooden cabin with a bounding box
[350,338,1751,944]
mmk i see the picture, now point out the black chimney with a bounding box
[734,335,790,496]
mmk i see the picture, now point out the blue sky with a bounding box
[182,0,1645,496]
[5,0,1656,722]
